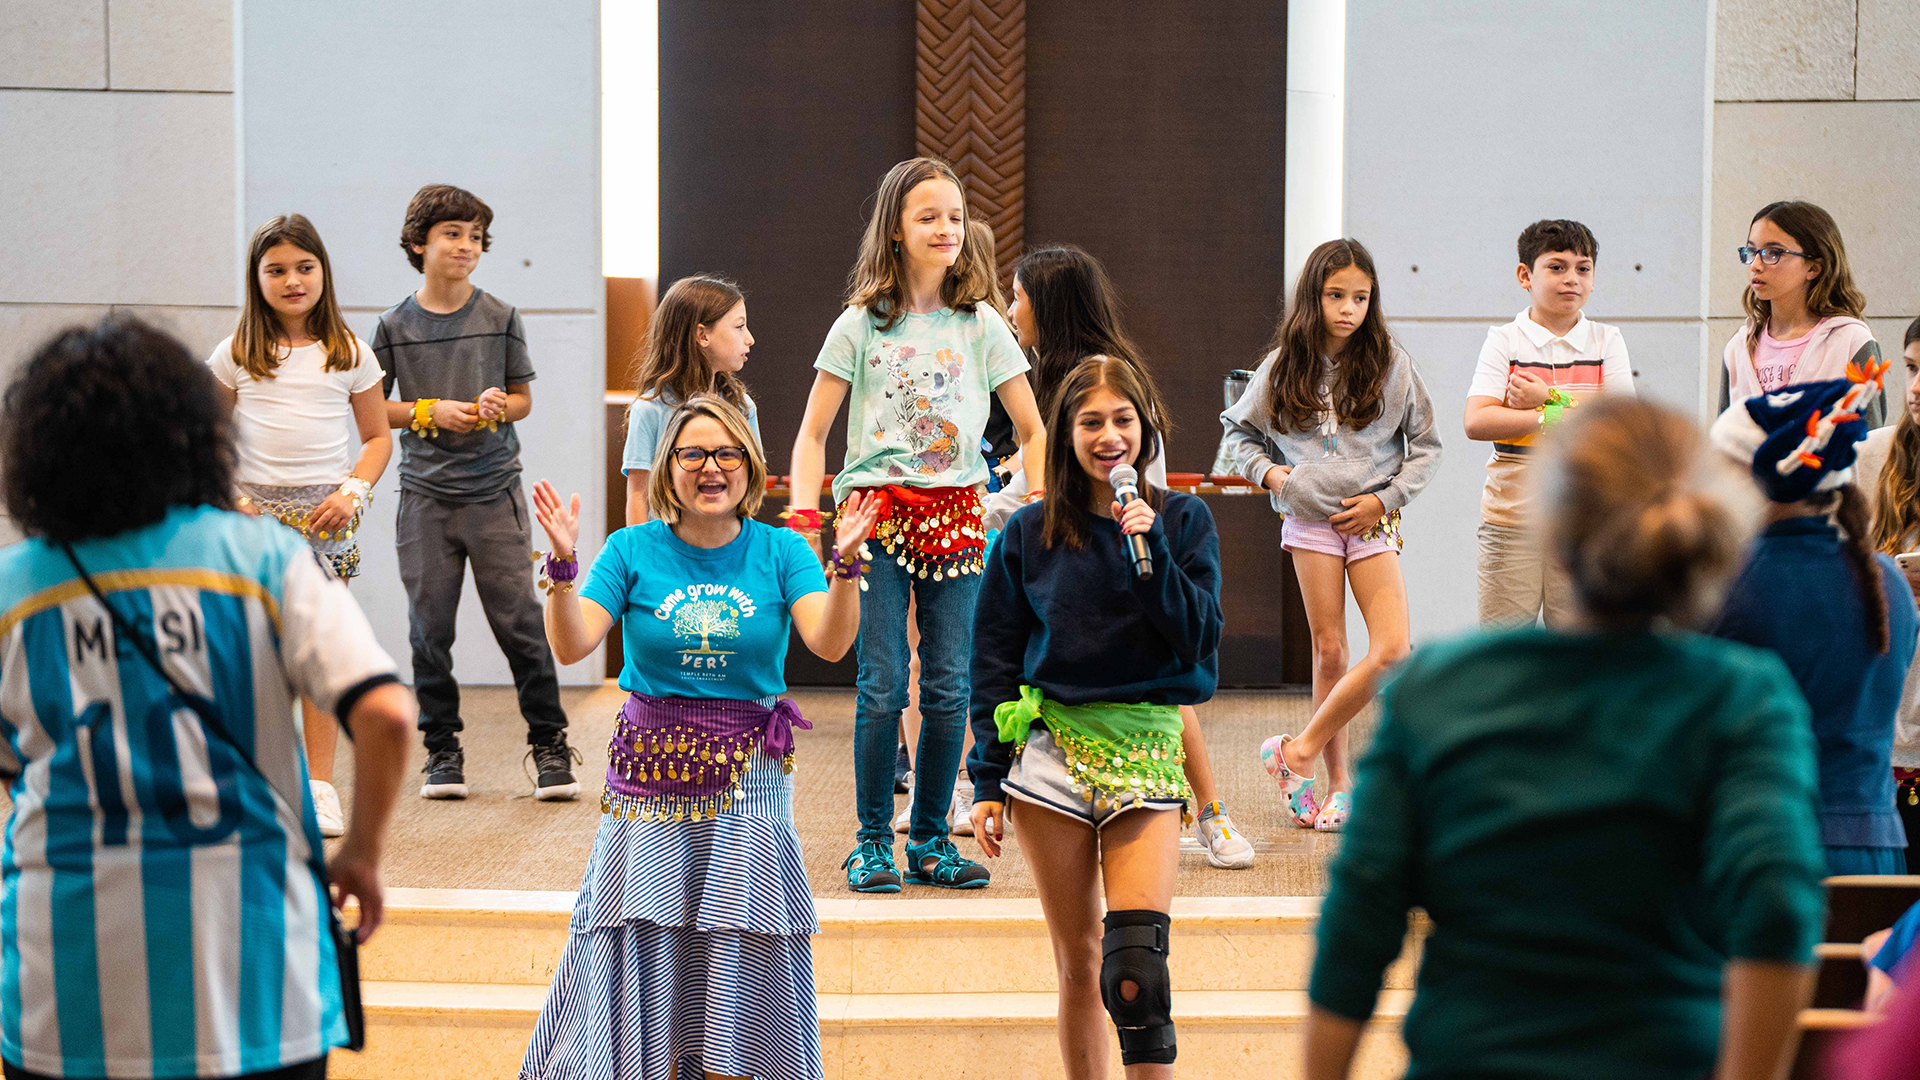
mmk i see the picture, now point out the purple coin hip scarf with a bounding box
[599,691,811,822]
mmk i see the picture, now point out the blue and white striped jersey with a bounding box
[0,505,398,1079]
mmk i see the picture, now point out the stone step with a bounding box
[328,983,1414,1080]
[359,888,1423,994]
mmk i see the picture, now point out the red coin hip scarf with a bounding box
[841,484,986,580]
[600,691,811,822]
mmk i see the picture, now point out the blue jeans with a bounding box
[854,553,980,844]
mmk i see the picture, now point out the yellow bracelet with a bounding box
[474,397,499,432]
[412,398,440,438]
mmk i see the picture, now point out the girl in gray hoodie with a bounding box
[1220,238,1441,831]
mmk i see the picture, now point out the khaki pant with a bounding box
[1477,520,1573,628]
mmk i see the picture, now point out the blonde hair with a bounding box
[1742,200,1867,356]
[234,214,358,380]
[1871,318,1920,555]
[964,218,1007,318]
[844,157,998,330]
[645,394,768,525]
[629,274,751,415]
[1539,397,1756,629]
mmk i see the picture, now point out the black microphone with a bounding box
[1109,464,1154,580]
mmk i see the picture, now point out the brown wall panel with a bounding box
[1026,3,1300,685]
[659,1,917,685]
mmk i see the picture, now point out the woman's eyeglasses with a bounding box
[673,446,749,472]
[1738,245,1810,267]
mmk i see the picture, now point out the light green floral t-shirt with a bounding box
[814,303,1030,504]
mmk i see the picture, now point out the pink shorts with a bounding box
[1281,508,1404,564]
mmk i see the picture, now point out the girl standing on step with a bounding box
[970,357,1222,1080]
[523,395,878,1080]
[1306,396,1827,1080]
[622,274,761,525]
[986,242,1254,870]
[789,156,1047,893]
[1221,238,1441,831]
[208,213,393,840]
[1707,365,1917,876]
[1723,200,1884,425]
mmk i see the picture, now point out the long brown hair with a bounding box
[1541,397,1753,630]
[845,157,996,330]
[629,274,751,414]
[1871,318,1920,554]
[1829,484,1893,654]
[1041,357,1169,550]
[966,218,1007,318]
[1263,239,1395,434]
[1012,244,1148,419]
[1742,200,1867,356]
[233,214,358,380]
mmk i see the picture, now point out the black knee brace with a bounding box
[1100,909,1176,1065]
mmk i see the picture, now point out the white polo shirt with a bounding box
[1467,310,1634,527]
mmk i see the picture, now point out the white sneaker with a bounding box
[951,782,975,836]
[894,789,912,833]
[1196,801,1254,869]
[311,780,345,839]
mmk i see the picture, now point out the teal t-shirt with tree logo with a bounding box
[580,518,826,698]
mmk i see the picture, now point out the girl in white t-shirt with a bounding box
[209,213,393,837]
[621,274,761,525]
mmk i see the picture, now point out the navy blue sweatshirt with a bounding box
[968,492,1224,803]
[1708,515,1918,848]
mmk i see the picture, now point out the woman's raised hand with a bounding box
[833,490,882,563]
[531,479,580,559]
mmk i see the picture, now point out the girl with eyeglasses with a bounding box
[1724,200,1885,425]
[523,395,879,1080]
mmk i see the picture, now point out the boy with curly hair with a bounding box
[374,183,576,802]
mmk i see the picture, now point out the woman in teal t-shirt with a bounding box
[521,394,878,1080]
[1306,398,1827,1080]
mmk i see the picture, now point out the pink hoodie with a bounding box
[1722,315,1880,403]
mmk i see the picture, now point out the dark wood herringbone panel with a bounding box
[917,0,1026,281]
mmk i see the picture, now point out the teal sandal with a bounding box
[904,836,991,889]
[844,839,903,893]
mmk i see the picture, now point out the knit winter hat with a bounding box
[1709,360,1888,504]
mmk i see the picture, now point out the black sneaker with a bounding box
[529,738,583,801]
[420,747,467,799]
[894,741,911,794]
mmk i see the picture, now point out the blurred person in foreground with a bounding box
[1305,396,1826,1080]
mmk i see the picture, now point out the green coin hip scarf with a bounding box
[994,686,1192,812]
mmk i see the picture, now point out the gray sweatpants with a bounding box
[396,486,567,752]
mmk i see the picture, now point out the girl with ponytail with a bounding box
[1850,315,1920,872]
[1708,364,1918,876]
[1307,396,1827,1080]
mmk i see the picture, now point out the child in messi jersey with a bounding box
[0,316,415,1080]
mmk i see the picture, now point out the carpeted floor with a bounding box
[325,684,1374,898]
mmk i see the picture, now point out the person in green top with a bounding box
[1305,397,1828,1080]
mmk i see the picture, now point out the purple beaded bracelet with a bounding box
[827,545,867,589]
[541,551,578,595]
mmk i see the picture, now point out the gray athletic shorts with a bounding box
[1002,725,1187,829]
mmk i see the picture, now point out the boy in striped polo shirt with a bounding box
[0,317,414,1080]
[1463,219,1635,626]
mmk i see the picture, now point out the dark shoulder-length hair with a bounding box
[1042,357,1169,550]
[1264,238,1395,434]
[3,316,235,542]
[1012,244,1148,418]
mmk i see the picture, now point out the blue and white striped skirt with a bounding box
[521,746,822,1080]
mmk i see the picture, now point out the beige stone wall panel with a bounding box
[1715,0,1857,101]
[1857,0,1920,101]
[0,90,235,307]
[108,0,232,92]
[0,0,107,90]
[1710,102,1920,321]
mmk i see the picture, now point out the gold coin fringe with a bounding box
[1017,724,1194,824]
[599,718,797,823]
[872,518,985,580]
